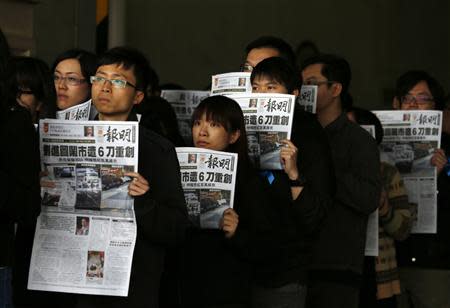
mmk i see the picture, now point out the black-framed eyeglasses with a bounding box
[90,76,136,89]
[400,94,434,105]
[54,75,86,86]
[302,79,335,86]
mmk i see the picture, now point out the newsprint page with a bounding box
[210,72,252,95]
[28,120,138,296]
[176,147,237,229]
[374,110,442,233]
[227,93,295,170]
[161,90,210,144]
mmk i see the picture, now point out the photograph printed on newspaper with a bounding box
[161,90,210,144]
[176,147,237,229]
[374,110,442,233]
[227,93,295,170]
[28,119,138,297]
[210,72,252,95]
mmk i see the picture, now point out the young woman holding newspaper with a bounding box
[172,95,272,308]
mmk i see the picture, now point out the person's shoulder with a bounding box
[344,117,377,144]
[139,124,175,153]
[293,108,322,129]
[291,108,328,146]
[3,106,35,133]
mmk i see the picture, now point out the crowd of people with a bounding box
[1,27,449,308]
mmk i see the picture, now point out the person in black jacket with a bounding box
[76,46,188,308]
[178,95,271,308]
[301,54,381,308]
[1,54,60,308]
[249,57,335,308]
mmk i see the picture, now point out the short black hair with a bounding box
[395,70,446,110]
[348,106,384,145]
[302,53,353,110]
[250,57,300,94]
[52,48,97,83]
[245,36,296,68]
[97,46,153,93]
[192,95,250,166]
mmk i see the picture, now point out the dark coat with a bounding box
[78,115,188,308]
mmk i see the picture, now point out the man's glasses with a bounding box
[90,76,136,89]
[400,94,434,105]
[54,75,86,86]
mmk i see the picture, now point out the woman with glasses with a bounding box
[392,70,447,174]
[392,70,450,308]
[52,49,97,112]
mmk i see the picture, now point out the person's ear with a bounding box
[229,130,241,145]
[392,97,400,109]
[332,83,342,98]
[292,89,300,97]
[133,90,144,105]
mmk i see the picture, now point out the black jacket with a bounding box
[310,113,381,276]
[250,109,335,287]
[78,114,188,308]
[178,163,267,307]
[0,107,40,267]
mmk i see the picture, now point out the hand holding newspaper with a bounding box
[227,93,296,170]
[29,119,139,297]
[373,110,442,233]
[176,147,238,229]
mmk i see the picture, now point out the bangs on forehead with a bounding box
[192,103,230,130]
[253,72,282,85]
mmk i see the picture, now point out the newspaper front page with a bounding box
[361,125,379,257]
[176,147,237,229]
[211,72,252,95]
[161,90,210,144]
[297,85,317,113]
[374,110,442,233]
[227,93,295,170]
[28,119,138,296]
[56,100,92,121]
